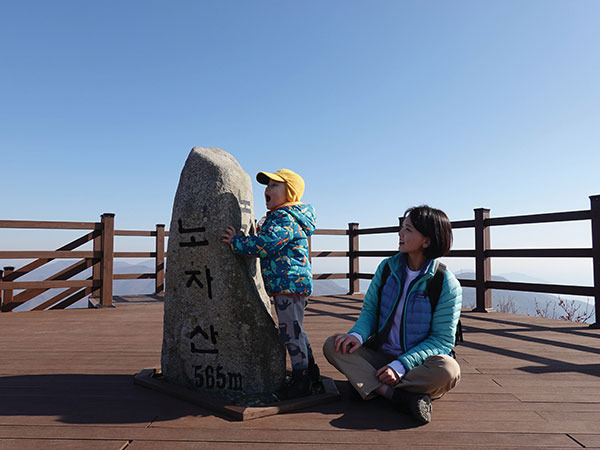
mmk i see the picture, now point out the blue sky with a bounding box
[2,1,599,284]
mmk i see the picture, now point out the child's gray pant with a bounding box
[273,294,314,371]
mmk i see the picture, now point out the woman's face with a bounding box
[398,216,430,256]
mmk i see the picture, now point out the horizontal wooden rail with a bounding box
[343,220,478,234]
[114,252,157,258]
[0,220,101,230]
[447,249,477,258]
[486,280,594,297]
[0,251,100,259]
[114,230,171,237]
[0,280,99,289]
[487,210,591,227]
[313,229,347,236]
[456,278,476,288]
[312,273,349,280]
[114,273,156,280]
[355,226,398,235]
[115,230,154,237]
[487,248,593,258]
[356,273,374,280]
[450,219,476,229]
[310,251,349,258]
[354,250,397,257]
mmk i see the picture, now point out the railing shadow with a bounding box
[0,373,222,424]
[460,312,600,377]
[305,295,363,323]
[463,313,600,339]
[0,373,426,430]
[460,340,600,377]
[462,313,600,356]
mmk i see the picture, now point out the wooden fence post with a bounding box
[155,224,165,296]
[0,268,3,311]
[1,267,14,312]
[348,223,360,294]
[589,195,600,328]
[88,227,102,307]
[100,213,115,307]
[473,208,493,312]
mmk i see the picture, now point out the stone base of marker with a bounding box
[134,367,340,421]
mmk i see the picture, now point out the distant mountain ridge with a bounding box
[453,271,594,319]
[6,261,594,323]
[315,271,595,323]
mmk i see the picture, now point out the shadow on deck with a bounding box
[1,294,600,449]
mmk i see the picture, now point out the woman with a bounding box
[323,205,462,423]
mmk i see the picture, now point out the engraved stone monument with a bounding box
[161,147,286,403]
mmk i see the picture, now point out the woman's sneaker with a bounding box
[391,389,432,424]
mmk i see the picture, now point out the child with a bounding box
[221,168,318,399]
[323,205,462,423]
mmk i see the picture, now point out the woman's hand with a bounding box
[332,333,361,354]
[221,226,237,245]
[375,365,400,386]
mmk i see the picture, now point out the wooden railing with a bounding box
[311,194,600,328]
[0,214,168,312]
[1,195,599,327]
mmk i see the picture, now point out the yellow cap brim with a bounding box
[256,171,285,184]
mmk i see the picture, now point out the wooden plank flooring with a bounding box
[1,294,600,449]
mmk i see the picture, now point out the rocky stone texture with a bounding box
[161,147,285,403]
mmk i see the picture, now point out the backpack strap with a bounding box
[426,261,464,346]
[374,262,392,335]
[426,262,446,313]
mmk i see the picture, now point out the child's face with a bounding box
[265,180,287,210]
[398,216,430,256]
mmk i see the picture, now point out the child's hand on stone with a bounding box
[256,216,266,232]
[221,226,237,245]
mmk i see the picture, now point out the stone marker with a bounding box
[161,147,286,403]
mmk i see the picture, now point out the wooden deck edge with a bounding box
[133,368,340,421]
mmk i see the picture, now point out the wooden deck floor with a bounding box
[1,294,600,449]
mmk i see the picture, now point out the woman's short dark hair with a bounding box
[403,205,453,259]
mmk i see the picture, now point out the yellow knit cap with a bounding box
[256,169,305,202]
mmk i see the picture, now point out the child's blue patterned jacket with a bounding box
[230,203,316,296]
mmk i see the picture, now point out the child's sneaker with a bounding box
[276,369,311,400]
[308,362,320,381]
[308,362,324,394]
